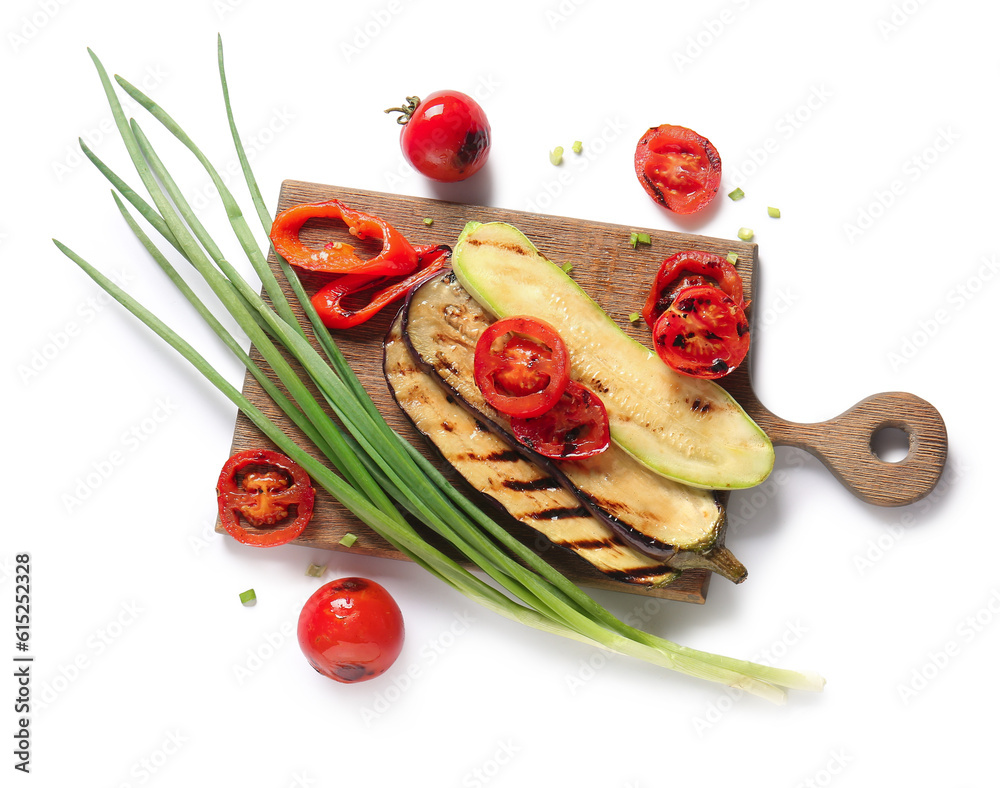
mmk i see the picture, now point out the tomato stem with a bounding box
[384,95,421,125]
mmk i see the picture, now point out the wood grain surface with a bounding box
[221,180,948,603]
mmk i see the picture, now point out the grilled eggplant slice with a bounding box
[451,221,774,490]
[385,315,682,587]
[399,272,746,583]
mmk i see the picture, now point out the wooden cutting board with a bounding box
[222,180,948,604]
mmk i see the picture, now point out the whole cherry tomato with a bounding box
[386,91,491,182]
[297,577,405,684]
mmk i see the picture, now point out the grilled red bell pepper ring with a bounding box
[216,449,316,547]
[312,244,451,330]
[270,200,419,277]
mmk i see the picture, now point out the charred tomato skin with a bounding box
[642,249,747,329]
[510,380,611,460]
[397,90,491,182]
[215,449,315,547]
[634,125,722,215]
[297,577,405,684]
[651,284,750,379]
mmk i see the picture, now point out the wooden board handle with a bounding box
[738,390,948,507]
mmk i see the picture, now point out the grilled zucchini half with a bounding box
[451,221,774,490]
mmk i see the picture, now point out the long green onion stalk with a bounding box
[55,38,825,703]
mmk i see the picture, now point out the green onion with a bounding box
[549,146,564,165]
[239,589,256,606]
[629,231,652,248]
[726,252,739,265]
[306,563,327,578]
[339,532,358,548]
[423,217,434,226]
[768,206,781,218]
[54,39,824,703]
[728,187,745,201]
[738,227,754,241]
[628,312,641,323]
[561,261,574,274]
[572,140,583,154]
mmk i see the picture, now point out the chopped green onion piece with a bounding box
[549,146,564,165]
[629,232,652,248]
[572,140,583,154]
[306,563,327,578]
[239,588,256,606]
[339,532,358,548]
[768,206,781,218]
[737,227,754,241]
[628,312,641,323]
[726,252,739,265]
[423,217,434,226]
[728,187,745,201]
[561,261,574,274]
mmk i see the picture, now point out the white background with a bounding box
[4,0,996,785]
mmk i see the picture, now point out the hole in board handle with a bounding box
[870,426,910,463]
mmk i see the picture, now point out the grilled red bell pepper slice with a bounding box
[270,200,418,276]
[311,244,450,329]
[216,449,316,547]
